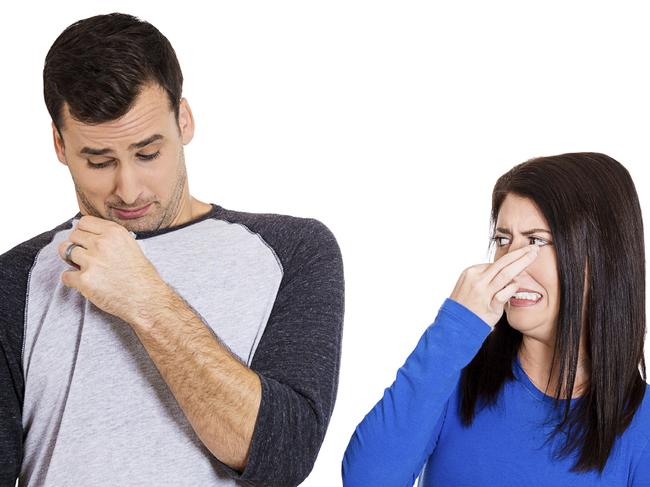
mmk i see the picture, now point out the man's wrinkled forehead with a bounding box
[59,84,174,147]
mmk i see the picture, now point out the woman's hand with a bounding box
[449,244,539,328]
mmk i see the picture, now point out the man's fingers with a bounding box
[61,268,80,288]
[76,214,115,235]
[59,240,88,268]
[68,228,94,249]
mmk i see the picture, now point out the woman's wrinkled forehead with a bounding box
[495,194,550,232]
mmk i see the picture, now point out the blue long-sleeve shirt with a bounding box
[342,298,650,486]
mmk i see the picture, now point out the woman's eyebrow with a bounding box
[495,227,552,236]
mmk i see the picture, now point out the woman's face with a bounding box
[493,193,560,343]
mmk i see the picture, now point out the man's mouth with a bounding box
[112,203,153,219]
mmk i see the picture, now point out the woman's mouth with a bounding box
[509,289,543,307]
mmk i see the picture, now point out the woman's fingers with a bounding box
[448,244,541,328]
[482,244,538,283]
[486,245,539,295]
[492,281,520,306]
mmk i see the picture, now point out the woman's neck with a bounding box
[518,332,590,399]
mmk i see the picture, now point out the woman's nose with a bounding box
[508,236,534,254]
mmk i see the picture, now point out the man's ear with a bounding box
[178,98,195,145]
[52,121,67,166]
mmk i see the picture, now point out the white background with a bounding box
[2,2,649,486]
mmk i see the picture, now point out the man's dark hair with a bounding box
[459,152,647,474]
[43,12,183,138]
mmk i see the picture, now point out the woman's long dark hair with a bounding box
[459,152,647,474]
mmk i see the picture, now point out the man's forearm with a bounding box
[128,281,262,471]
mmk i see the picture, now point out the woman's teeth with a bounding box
[512,292,542,301]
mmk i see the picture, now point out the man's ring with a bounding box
[64,243,81,266]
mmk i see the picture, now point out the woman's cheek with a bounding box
[527,248,559,291]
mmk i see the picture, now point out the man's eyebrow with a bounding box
[495,227,552,236]
[79,134,165,156]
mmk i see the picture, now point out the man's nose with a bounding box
[114,162,143,204]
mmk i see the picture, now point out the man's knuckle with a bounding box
[79,272,92,286]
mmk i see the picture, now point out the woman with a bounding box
[342,152,650,486]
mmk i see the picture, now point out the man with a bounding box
[0,12,344,487]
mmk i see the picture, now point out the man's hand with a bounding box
[57,215,261,471]
[58,215,166,324]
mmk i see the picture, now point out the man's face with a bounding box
[53,83,195,233]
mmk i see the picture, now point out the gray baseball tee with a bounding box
[0,203,345,486]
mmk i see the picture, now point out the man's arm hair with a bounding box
[214,215,345,486]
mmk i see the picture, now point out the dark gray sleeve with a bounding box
[0,223,69,487]
[0,274,23,487]
[214,212,345,486]
[0,248,28,487]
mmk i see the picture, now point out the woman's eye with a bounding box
[529,236,548,247]
[492,234,551,249]
[492,236,509,247]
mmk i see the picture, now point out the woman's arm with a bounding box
[341,298,491,486]
[342,244,540,487]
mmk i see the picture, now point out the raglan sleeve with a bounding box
[341,298,492,487]
[0,248,27,487]
[221,217,345,486]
